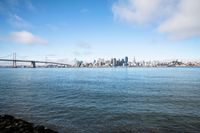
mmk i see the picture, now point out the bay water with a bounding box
[0,68,200,132]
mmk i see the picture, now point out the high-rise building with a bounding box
[125,56,128,66]
[111,58,113,65]
[125,56,128,63]
[116,59,119,66]
[113,58,117,67]
[121,59,125,64]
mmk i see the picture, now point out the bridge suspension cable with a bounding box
[15,53,29,60]
[0,54,13,58]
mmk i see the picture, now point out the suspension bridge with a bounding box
[0,53,71,68]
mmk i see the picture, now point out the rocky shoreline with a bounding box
[0,115,58,133]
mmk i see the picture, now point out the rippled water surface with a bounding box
[0,68,200,133]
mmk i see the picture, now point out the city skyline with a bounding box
[0,0,200,63]
[1,54,200,68]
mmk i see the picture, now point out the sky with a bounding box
[0,0,200,64]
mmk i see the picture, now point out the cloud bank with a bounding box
[112,0,200,40]
[10,31,48,45]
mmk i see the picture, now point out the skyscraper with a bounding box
[125,56,128,66]
[113,58,117,67]
[125,56,128,63]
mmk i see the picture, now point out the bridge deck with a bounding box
[0,59,70,66]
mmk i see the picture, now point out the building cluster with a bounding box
[1,56,200,68]
[74,56,129,67]
[73,57,200,68]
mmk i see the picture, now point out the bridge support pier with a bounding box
[13,53,17,68]
[31,61,36,68]
[13,60,17,68]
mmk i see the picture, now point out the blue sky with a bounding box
[0,0,200,63]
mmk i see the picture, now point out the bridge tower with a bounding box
[13,53,17,68]
[31,61,36,68]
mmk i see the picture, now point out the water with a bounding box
[0,68,200,133]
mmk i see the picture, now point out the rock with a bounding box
[34,125,45,133]
[0,115,58,133]
[44,128,58,133]
[4,115,14,120]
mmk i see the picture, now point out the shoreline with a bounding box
[0,66,200,69]
[0,115,58,133]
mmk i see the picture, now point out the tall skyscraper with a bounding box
[113,58,117,67]
[111,58,113,65]
[125,56,128,63]
[125,56,128,66]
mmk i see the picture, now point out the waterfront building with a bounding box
[125,56,128,66]
[113,58,117,67]
[125,56,128,63]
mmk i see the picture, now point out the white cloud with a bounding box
[0,0,36,30]
[8,14,32,29]
[0,0,36,13]
[158,0,200,40]
[112,0,200,40]
[112,0,162,25]
[10,31,48,45]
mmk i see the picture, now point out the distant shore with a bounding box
[0,66,200,68]
[0,115,58,133]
